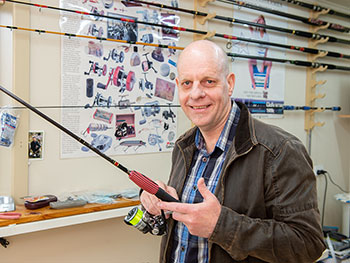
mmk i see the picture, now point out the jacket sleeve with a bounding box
[208,139,326,262]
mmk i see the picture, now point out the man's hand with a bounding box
[158,178,221,238]
[140,180,178,216]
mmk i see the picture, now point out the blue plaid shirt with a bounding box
[170,101,240,263]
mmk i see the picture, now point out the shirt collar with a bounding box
[195,100,240,154]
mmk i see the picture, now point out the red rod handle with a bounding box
[129,170,179,202]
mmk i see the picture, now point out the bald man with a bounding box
[141,40,325,263]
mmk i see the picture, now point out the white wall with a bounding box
[0,2,13,196]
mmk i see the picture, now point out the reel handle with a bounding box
[128,170,179,203]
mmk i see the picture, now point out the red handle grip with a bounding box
[128,170,179,202]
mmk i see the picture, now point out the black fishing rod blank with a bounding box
[283,105,341,111]
[0,104,341,111]
[129,0,350,46]
[2,24,350,71]
[0,85,178,203]
[279,0,350,19]
[0,24,182,51]
[4,0,350,59]
[217,0,350,33]
[227,52,350,71]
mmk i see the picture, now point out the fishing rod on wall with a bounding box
[227,52,350,71]
[216,0,350,33]
[127,0,350,45]
[1,24,350,71]
[279,0,350,19]
[0,104,341,112]
[0,25,182,50]
[3,0,350,60]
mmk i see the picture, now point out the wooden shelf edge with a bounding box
[0,199,140,238]
[0,198,140,227]
[338,115,350,118]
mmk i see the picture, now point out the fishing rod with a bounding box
[0,104,340,111]
[279,0,350,19]
[227,52,350,71]
[281,105,341,111]
[0,104,182,110]
[243,104,341,111]
[4,0,350,59]
[0,24,183,50]
[0,85,178,203]
[217,0,350,33]
[2,24,350,71]
[129,0,350,45]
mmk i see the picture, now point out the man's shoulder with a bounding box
[252,118,305,153]
[176,126,197,143]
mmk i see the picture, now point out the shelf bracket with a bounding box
[195,12,216,25]
[310,8,330,19]
[197,0,215,7]
[0,237,9,248]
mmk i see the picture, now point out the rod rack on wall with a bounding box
[1,24,350,72]
[129,0,350,45]
[3,0,350,59]
[216,0,350,33]
[279,0,350,19]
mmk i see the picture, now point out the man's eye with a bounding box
[182,81,191,86]
[203,79,215,86]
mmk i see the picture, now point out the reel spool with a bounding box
[124,207,167,236]
[113,66,136,92]
[88,24,104,38]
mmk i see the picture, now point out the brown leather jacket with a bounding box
[160,102,326,263]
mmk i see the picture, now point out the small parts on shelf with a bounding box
[0,212,21,219]
[24,195,57,210]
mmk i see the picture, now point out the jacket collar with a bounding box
[234,101,258,155]
[177,101,257,157]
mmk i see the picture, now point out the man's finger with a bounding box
[158,201,193,214]
[197,178,212,200]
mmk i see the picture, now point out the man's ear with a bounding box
[227,73,235,96]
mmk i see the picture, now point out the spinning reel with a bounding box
[118,95,135,111]
[139,73,154,98]
[113,66,136,92]
[88,24,104,38]
[84,61,107,76]
[97,66,136,92]
[104,49,125,63]
[90,6,104,21]
[143,101,160,117]
[84,92,112,109]
[124,207,167,236]
[142,53,157,73]
[81,133,112,153]
[162,104,176,123]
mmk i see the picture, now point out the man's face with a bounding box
[176,49,235,133]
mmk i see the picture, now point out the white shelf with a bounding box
[0,206,131,237]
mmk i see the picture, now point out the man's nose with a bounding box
[190,82,205,99]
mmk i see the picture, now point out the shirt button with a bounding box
[202,157,207,162]
[193,185,197,191]
[181,246,185,252]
